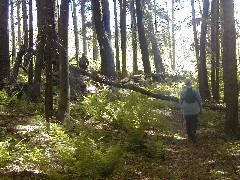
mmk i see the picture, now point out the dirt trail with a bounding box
[161,110,240,179]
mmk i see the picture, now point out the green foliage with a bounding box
[198,109,221,127]
[0,141,11,167]
[0,90,12,106]
[48,127,124,179]
[12,140,48,168]
[80,90,175,134]
[143,139,165,159]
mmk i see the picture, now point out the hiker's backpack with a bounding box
[184,88,197,103]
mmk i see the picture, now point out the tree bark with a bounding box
[91,0,115,78]
[92,2,99,63]
[171,0,176,71]
[199,0,211,100]
[81,0,87,54]
[114,0,120,76]
[22,0,28,48]
[146,0,164,74]
[191,0,200,77]
[10,0,16,64]
[44,0,58,122]
[221,0,239,135]
[17,0,22,48]
[33,0,45,100]
[58,0,70,123]
[101,0,111,39]
[135,0,151,74]
[120,0,127,78]
[73,0,79,65]
[28,0,34,85]
[210,0,220,102]
[0,0,10,84]
[130,0,138,75]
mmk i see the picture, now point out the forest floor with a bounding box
[0,108,240,179]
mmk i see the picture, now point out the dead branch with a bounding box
[69,66,226,111]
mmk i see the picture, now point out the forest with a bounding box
[0,0,239,179]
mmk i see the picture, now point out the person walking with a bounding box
[180,78,202,142]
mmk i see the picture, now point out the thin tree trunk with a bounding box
[171,0,175,71]
[58,0,70,123]
[146,0,164,74]
[199,0,211,100]
[114,0,120,76]
[33,0,46,100]
[210,0,220,102]
[10,0,16,64]
[81,0,87,54]
[131,0,138,74]
[92,12,99,62]
[12,0,29,84]
[166,1,172,73]
[22,0,28,48]
[28,0,34,85]
[191,0,200,78]
[120,0,127,78]
[135,0,151,74]
[17,0,22,48]
[73,0,79,65]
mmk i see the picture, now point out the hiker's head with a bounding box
[185,78,192,87]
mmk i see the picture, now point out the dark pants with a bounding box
[185,115,198,141]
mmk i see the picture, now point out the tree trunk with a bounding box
[58,0,70,123]
[81,0,87,54]
[199,0,211,100]
[135,0,151,74]
[33,0,45,100]
[114,0,120,76]
[44,0,58,122]
[221,0,239,135]
[210,0,220,102]
[101,0,111,39]
[120,0,127,78]
[10,0,16,64]
[191,0,200,77]
[92,8,99,63]
[72,67,226,111]
[0,0,10,84]
[73,0,79,66]
[114,0,121,76]
[22,0,28,48]
[11,45,26,82]
[17,0,22,48]
[92,0,115,78]
[130,0,138,75]
[28,0,34,85]
[146,0,164,74]
[171,0,176,71]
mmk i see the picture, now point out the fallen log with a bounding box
[69,66,226,111]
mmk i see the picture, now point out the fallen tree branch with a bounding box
[69,66,226,111]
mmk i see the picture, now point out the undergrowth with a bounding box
[0,88,176,179]
[0,87,239,179]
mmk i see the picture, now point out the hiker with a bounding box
[180,78,202,142]
[79,53,89,70]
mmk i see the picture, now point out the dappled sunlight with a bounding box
[173,133,186,140]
